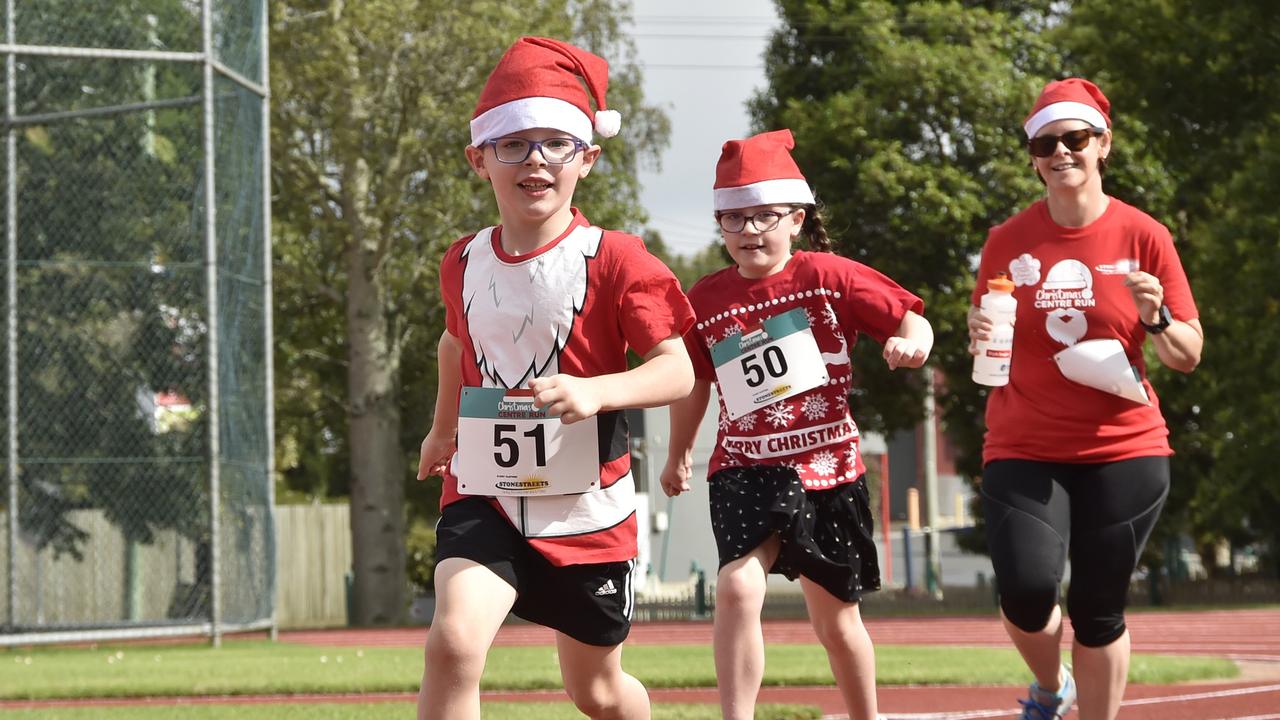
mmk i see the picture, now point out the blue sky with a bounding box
[628,0,779,256]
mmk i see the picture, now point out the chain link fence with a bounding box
[0,0,271,646]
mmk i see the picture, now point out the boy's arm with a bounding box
[528,334,695,425]
[659,378,712,497]
[416,330,463,481]
[882,310,934,370]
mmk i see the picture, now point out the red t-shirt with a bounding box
[973,197,1199,464]
[685,251,923,489]
[439,210,695,565]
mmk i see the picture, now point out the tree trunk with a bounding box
[344,201,407,625]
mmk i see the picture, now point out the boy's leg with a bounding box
[799,577,877,720]
[557,632,650,720]
[419,557,517,720]
[714,534,780,720]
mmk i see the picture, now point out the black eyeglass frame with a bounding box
[714,206,802,234]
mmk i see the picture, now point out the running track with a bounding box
[5,609,1278,718]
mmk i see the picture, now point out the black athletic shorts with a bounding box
[709,465,880,603]
[434,496,635,646]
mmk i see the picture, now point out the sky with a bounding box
[626,0,780,257]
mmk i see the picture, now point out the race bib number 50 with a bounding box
[455,387,599,496]
[712,308,829,420]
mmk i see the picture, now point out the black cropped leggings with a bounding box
[981,457,1169,647]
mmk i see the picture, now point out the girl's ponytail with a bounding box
[800,203,832,252]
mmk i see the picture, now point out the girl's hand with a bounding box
[659,455,692,497]
[416,430,456,481]
[528,374,602,424]
[1124,270,1165,325]
[884,336,928,369]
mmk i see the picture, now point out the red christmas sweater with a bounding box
[439,210,694,565]
[973,197,1198,464]
[685,251,923,489]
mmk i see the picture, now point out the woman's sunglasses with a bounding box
[1027,128,1104,158]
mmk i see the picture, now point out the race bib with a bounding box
[455,387,600,496]
[712,308,829,420]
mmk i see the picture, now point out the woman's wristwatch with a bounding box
[1140,305,1173,334]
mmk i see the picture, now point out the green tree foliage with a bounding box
[751,0,1063,445]
[1062,0,1280,574]
[270,0,669,622]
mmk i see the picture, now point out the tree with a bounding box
[1061,0,1280,574]
[4,0,212,622]
[269,0,669,623]
[751,0,1064,447]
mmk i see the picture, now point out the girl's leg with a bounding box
[1073,630,1129,720]
[714,533,781,720]
[557,633,650,720]
[418,557,517,720]
[799,577,877,720]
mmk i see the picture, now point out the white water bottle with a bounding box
[972,274,1017,387]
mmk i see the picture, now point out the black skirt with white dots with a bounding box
[709,464,881,603]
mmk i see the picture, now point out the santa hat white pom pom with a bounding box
[594,109,621,138]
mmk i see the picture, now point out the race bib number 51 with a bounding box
[711,308,829,420]
[455,387,599,496]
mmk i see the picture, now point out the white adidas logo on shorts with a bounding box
[594,579,618,596]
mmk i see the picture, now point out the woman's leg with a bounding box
[799,577,877,720]
[557,633,650,720]
[713,533,781,720]
[981,460,1074,696]
[418,558,517,720]
[1066,456,1169,720]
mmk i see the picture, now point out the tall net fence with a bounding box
[0,0,272,645]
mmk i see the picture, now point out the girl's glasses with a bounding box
[1027,128,1103,158]
[716,208,794,233]
[486,136,586,164]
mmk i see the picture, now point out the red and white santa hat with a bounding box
[713,129,815,211]
[470,36,620,147]
[1023,77,1111,138]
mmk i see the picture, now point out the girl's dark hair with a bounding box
[797,202,832,252]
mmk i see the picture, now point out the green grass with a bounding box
[1,703,820,720]
[0,642,1237,700]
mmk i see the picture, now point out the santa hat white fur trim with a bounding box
[1024,101,1109,138]
[470,96,594,147]
[714,178,815,212]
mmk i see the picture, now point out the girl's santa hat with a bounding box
[713,129,815,211]
[1024,77,1111,138]
[470,36,620,147]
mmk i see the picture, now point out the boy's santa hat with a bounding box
[713,129,815,211]
[1024,77,1111,138]
[470,36,620,147]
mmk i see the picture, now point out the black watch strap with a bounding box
[1140,304,1173,334]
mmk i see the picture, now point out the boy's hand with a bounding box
[883,336,928,370]
[659,456,692,497]
[528,374,602,424]
[416,430,456,481]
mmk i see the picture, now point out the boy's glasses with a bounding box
[1027,128,1103,158]
[716,208,794,233]
[485,136,586,165]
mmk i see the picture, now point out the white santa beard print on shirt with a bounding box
[1046,307,1088,346]
[461,225,603,388]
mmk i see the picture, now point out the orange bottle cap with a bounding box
[987,273,1014,292]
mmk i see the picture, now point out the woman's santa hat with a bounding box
[1024,77,1111,138]
[713,129,815,211]
[470,36,620,147]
